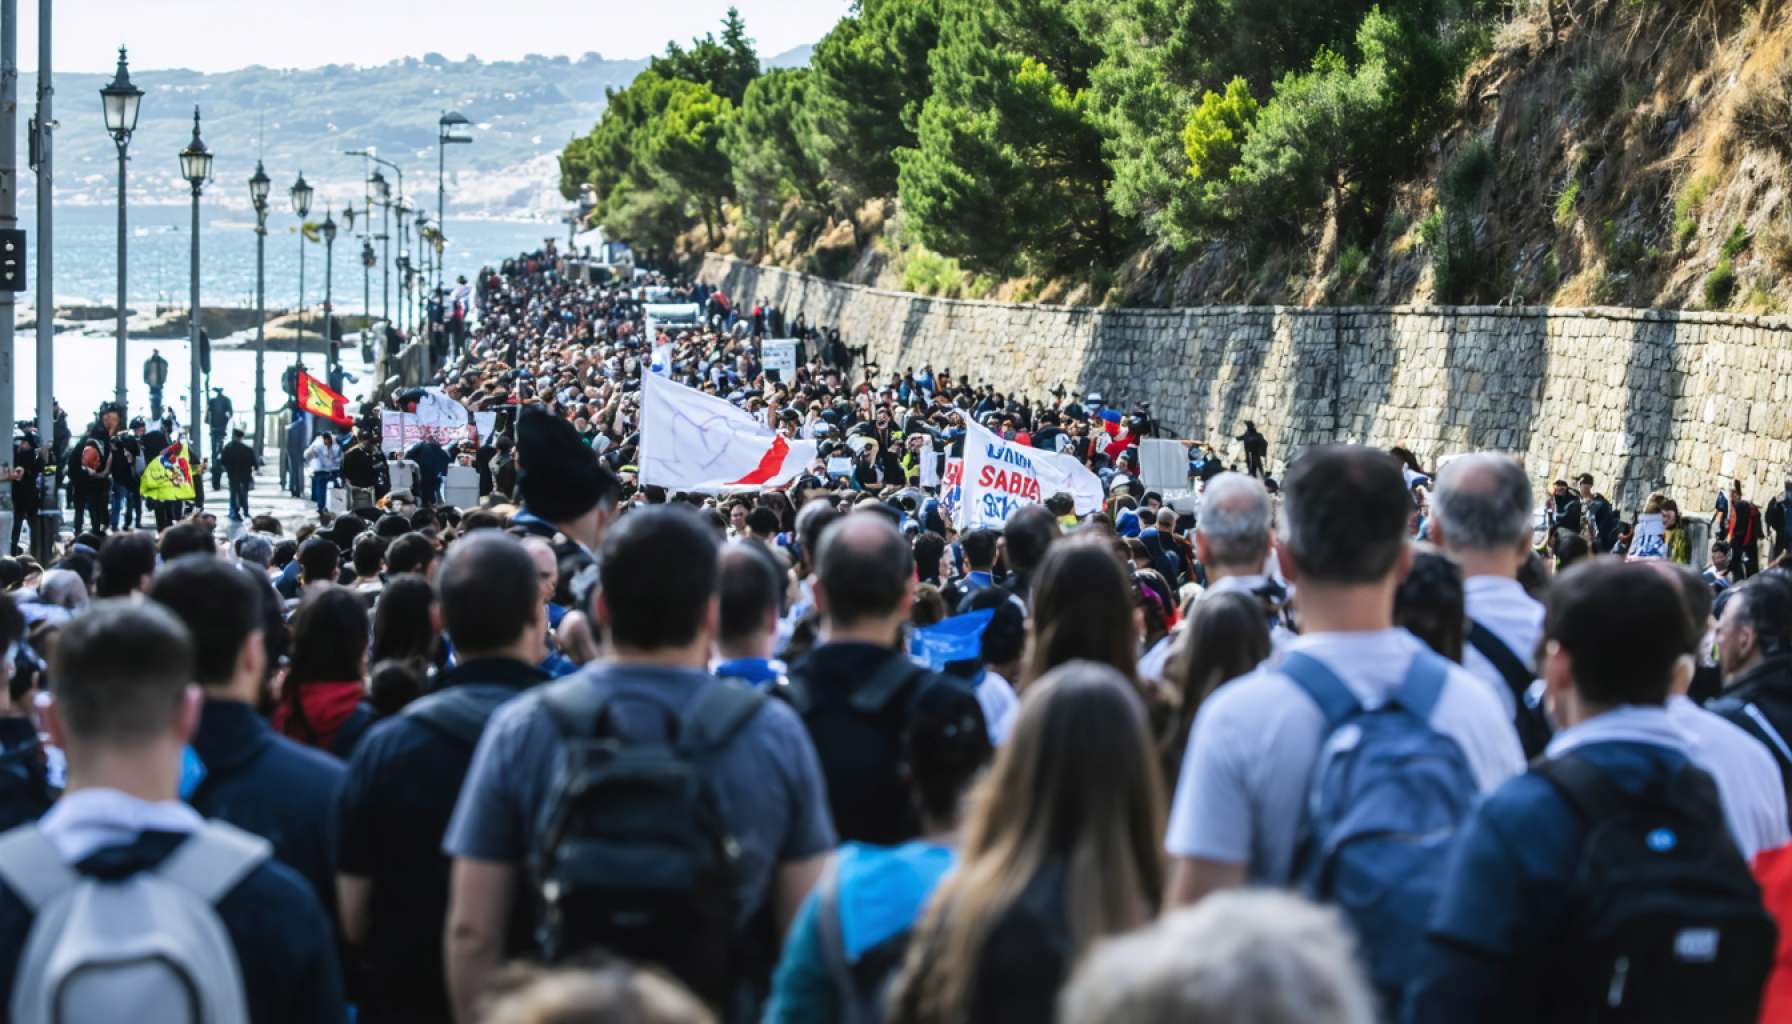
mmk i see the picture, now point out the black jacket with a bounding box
[221,440,259,483]
[1707,653,1792,808]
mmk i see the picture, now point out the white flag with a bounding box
[958,418,1103,528]
[639,371,817,492]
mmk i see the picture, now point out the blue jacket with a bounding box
[1404,739,1696,1022]
[187,699,347,926]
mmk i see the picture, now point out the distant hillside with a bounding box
[28,53,646,218]
[765,44,815,69]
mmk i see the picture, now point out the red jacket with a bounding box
[273,680,365,754]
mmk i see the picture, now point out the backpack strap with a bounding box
[539,676,617,741]
[0,826,77,913]
[849,656,928,716]
[1391,650,1451,722]
[1281,652,1362,729]
[678,683,767,757]
[1742,702,1792,769]
[1533,753,1631,824]
[155,821,273,905]
[1467,621,1533,705]
[404,687,503,748]
[811,855,860,1020]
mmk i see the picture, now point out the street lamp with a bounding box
[290,171,313,374]
[100,46,143,413]
[321,211,337,374]
[370,168,392,327]
[249,160,270,453]
[178,107,213,445]
[437,110,472,291]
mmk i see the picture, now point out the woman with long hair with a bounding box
[887,661,1166,1024]
[1021,537,1138,688]
[275,584,372,756]
[371,573,441,666]
[1161,591,1271,781]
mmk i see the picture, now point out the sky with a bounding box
[15,0,850,73]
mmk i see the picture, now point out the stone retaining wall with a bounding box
[700,253,1792,511]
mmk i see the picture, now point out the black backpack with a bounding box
[779,654,937,845]
[1466,621,1554,759]
[530,678,766,1009]
[1534,754,1777,1022]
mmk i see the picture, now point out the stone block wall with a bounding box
[700,253,1792,513]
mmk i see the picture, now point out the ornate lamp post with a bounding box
[177,108,213,444]
[321,211,337,375]
[248,161,271,452]
[437,110,472,291]
[99,46,143,413]
[290,171,314,373]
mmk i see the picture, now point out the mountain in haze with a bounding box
[764,44,814,69]
[30,53,648,220]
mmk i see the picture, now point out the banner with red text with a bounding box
[957,418,1103,529]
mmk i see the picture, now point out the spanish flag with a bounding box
[297,371,354,426]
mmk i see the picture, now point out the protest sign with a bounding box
[957,419,1104,529]
[1139,438,1190,492]
[1629,511,1667,560]
[380,409,497,453]
[940,457,964,524]
[762,339,797,379]
[917,436,940,488]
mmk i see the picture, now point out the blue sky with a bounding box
[17,0,850,73]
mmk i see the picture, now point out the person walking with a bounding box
[206,388,234,489]
[1236,420,1268,478]
[108,418,144,530]
[304,431,343,513]
[1728,479,1766,580]
[220,428,259,522]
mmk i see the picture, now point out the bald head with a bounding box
[815,513,914,628]
[1197,472,1271,571]
[1433,454,1532,553]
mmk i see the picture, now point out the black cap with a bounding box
[516,407,620,524]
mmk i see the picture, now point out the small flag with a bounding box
[297,371,353,426]
[909,609,996,671]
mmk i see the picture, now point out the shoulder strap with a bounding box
[811,856,859,1019]
[404,688,503,747]
[1280,652,1361,728]
[1392,650,1451,721]
[1467,621,1533,700]
[539,676,615,741]
[0,827,77,913]
[1743,702,1792,768]
[155,821,272,905]
[849,656,928,716]
[1533,753,1632,823]
[679,682,767,756]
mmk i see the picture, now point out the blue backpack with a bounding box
[1282,650,1479,1004]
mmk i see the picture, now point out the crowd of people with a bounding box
[0,247,1785,1024]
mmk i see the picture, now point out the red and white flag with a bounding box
[639,371,816,491]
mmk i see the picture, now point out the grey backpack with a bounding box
[0,821,269,1024]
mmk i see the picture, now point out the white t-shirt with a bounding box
[1165,628,1525,883]
[1461,575,1545,718]
[1666,695,1791,860]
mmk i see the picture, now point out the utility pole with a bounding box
[30,0,52,561]
[0,0,19,553]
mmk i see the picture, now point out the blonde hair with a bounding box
[887,661,1166,1024]
[477,960,714,1024]
[1643,492,1666,515]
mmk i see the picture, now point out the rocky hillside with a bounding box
[710,0,1792,314]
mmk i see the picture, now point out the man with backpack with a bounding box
[146,557,347,933]
[444,506,835,1022]
[1164,445,1523,1001]
[1405,560,1777,1022]
[784,513,975,845]
[337,532,548,1023]
[1430,454,1551,757]
[0,601,346,1023]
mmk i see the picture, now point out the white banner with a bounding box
[639,371,817,492]
[1629,511,1668,560]
[381,409,497,453]
[958,418,1104,529]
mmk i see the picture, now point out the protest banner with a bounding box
[940,457,964,524]
[639,370,817,491]
[380,409,497,453]
[1629,511,1667,560]
[957,418,1104,529]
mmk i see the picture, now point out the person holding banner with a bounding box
[303,431,344,513]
